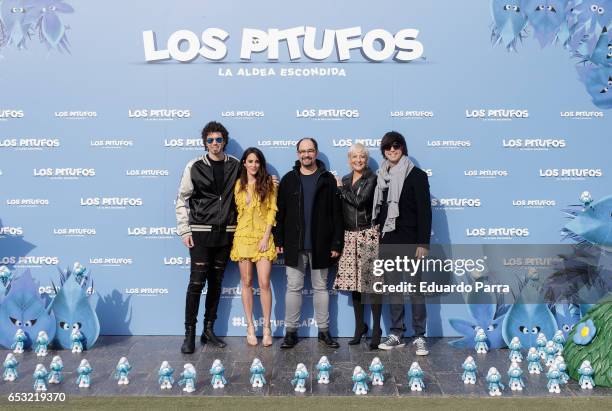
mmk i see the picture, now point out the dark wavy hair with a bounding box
[238,147,273,203]
[380,131,408,157]
[201,121,229,146]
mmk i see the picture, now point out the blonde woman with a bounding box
[230,147,277,346]
[334,143,380,349]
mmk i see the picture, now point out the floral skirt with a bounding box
[333,225,379,293]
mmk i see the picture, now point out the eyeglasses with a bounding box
[383,142,402,151]
[298,149,316,154]
[206,137,224,144]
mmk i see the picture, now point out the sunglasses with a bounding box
[206,137,224,144]
[383,142,402,151]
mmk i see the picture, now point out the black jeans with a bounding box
[184,240,231,328]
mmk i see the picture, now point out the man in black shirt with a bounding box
[176,121,241,353]
[274,138,344,349]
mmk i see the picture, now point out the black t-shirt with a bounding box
[200,155,232,247]
[300,172,317,251]
[208,155,225,195]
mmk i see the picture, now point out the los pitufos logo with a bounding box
[143,26,423,62]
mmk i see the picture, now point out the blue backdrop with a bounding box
[0,0,609,337]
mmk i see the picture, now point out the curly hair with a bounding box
[201,121,229,146]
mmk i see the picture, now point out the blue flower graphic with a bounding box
[573,319,597,345]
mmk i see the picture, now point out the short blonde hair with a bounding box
[348,143,369,160]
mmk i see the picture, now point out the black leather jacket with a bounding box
[340,168,376,231]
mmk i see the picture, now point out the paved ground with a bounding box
[0,336,609,397]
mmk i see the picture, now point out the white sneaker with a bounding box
[413,337,429,356]
[378,334,405,350]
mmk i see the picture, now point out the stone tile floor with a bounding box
[0,336,609,397]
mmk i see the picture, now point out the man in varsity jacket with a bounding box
[175,121,240,353]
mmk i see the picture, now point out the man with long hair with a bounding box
[373,131,432,356]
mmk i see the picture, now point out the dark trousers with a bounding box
[353,292,383,336]
[380,228,427,337]
[184,242,231,327]
[390,295,427,337]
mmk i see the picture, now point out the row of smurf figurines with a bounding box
[162,356,426,395]
[2,355,222,392]
[464,355,596,396]
[3,355,95,390]
[11,329,85,355]
[3,352,596,395]
[473,328,597,395]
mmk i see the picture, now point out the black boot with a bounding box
[349,291,367,345]
[348,323,368,345]
[369,302,383,350]
[201,321,226,348]
[180,325,196,354]
[318,330,340,348]
[280,331,298,349]
[369,327,382,350]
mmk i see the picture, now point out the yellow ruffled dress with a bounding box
[230,181,278,262]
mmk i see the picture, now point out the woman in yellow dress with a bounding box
[230,147,277,346]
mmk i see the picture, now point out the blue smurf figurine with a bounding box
[544,341,558,367]
[554,356,569,384]
[352,366,369,395]
[71,328,85,353]
[369,357,384,386]
[578,360,595,390]
[210,359,227,389]
[461,356,477,385]
[316,356,331,384]
[48,356,64,384]
[527,347,542,374]
[72,262,87,285]
[408,362,425,392]
[250,358,266,388]
[546,363,562,394]
[12,328,27,354]
[552,330,566,354]
[35,331,49,357]
[76,359,92,388]
[536,333,547,359]
[291,363,308,393]
[114,357,132,385]
[508,336,523,362]
[474,328,488,354]
[507,362,525,391]
[0,265,11,286]
[3,353,19,382]
[178,363,196,393]
[486,367,504,396]
[158,361,174,390]
[33,364,49,392]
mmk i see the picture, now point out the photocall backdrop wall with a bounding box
[0,0,609,336]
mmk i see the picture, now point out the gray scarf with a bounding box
[372,155,414,234]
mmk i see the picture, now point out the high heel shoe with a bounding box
[348,323,369,345]
[246,323,258,346]
[262,324,273,347]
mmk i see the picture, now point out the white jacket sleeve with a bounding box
[176,160,195,238]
